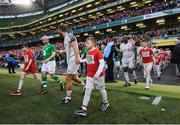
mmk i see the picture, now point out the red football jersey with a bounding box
[164,52,168,61]
[154,56,161,65]
[140,48,154,63]
[86,48,104,77]
[23,50,36,74]
[159,51,167,61]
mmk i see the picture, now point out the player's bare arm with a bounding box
[57,49,66,54]
[24,59,32,71]
[44,52,56,63]
[71,40,80,64]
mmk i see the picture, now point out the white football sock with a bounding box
[132,70,137,79]
[82,89,92,111]
[146,70,151,87]
[66,90,72,98]
[100,89,108,103]
[124,72,130,82]
[18,80,23,90]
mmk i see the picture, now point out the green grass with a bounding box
[107,82,180,99]
[2,69,180,99]
[1,72,180,124]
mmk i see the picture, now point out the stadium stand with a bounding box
[73,0,177,29]
[0,0,180,48]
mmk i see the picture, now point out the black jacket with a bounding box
[172,44,180,64]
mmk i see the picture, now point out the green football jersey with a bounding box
[114,49,121,62]
[81,48,89,58]
[42,43,56,61]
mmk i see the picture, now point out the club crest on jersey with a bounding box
[24,55,29,62]
[142,52,150,57]
[46,48,49,51]
[86,55,95,64]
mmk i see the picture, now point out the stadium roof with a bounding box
[0,0,179,48]
[0,0,76,14]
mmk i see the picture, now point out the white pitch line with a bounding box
[152,96,162,105]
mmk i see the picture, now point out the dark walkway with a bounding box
[56,64,180,86]
[116,64,180,86]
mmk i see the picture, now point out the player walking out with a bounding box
[120,35,137,86]
[159,48,167,71]
[139,42,154,89]
[166,48,171,65]
[74,37,109,116]
[58,24,85,104]
[40,35,64,94]
[10,45,41,96]
[153,51,161,80]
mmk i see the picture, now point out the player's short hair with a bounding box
[42,35,49,40]
[141,41,148,45]
[58,24,69,32]
[86,37,96,44]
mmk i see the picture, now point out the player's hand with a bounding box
[44,59,49,64]
[24,67,29,71]
[59,50,65,54]
[94,72,100,80]
[59,50,63,53]
[94,77,98,80]
[75,58,80,64]
[136,60,139,64]
[93,75,99,80]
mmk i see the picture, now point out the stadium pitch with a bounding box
[1,72,180,124]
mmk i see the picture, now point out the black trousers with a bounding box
[8,62,15,73]
[177,64,180,73]
[105,60,114,82]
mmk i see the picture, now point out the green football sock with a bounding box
[42,77,48,91]
[54,76,63,84]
